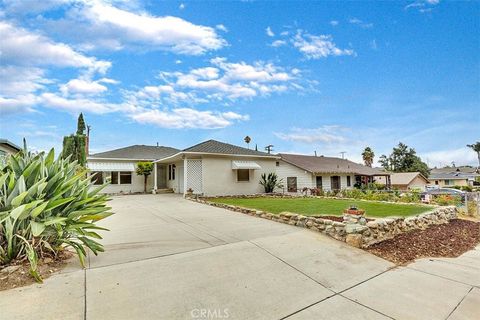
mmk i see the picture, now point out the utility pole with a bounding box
[340,151,346,159]
[265,145,274,154]
[86,125,91,156]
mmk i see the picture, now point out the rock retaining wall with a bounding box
[191,197,457,248]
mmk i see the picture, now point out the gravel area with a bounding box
[366,219,480,265]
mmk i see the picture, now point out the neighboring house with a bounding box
[0,139,21,166]
[87,145,179,193]
[276,153,390,192]
[376,172,429,191]
[154,140,279,196]
[428,172,479,187]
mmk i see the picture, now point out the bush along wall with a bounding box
[192,197,457,249]
[0,144,113,282]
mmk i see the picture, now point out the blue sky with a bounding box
[0,0,479,167]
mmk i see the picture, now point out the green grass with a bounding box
[208,197,434,218]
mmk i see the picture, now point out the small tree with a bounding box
[467,142,480,169]
[260,173,283,193]
[361,147,375,167]
[244,136,251,149]
[136,162,154,193]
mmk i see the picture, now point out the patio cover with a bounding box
[87,162,135,172]
[231,160,261,170]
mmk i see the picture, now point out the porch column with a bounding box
[183,157,188,196]
[153,162,157,193]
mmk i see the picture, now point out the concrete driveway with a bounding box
[1,194,478,319]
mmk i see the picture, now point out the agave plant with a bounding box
[0,143,113,282]
[259,173,283,193]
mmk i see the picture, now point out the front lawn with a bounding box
[208,197,434,218]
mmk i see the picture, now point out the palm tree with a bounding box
[467,141,480,169]
[362,147,375,167]
[244,136,251,149]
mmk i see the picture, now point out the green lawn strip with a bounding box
[208,197,435,218]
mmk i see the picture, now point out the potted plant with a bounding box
[186,188,194,196]
[344,205,365,215]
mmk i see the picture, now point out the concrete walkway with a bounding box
[1,194,478,319]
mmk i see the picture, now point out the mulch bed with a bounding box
[366,219,480,265]
[0,251,73,291]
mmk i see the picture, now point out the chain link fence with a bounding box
[463,192,480,217]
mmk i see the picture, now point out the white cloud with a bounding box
[0,66,50,96]
[216,24,228,32]
[0,21,110,72]
[370,39,378,50]
[53,1,227,55]
[348,18,373,29]
[330,20,339,26]
[134,58,299,106]
[40,93,127,114]
[60,78,108,95]
[271,40,287,47]
[275,126,348,144]
[420,147,477,168]
[130,108,249,129]
[265,27,275,37]
[405,0,440,12]
[266,26,275,37]
[179,3,185,10]
[0,95,38,115]
[292,30,355,59]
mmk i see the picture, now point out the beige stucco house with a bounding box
[276,153,390,192]
[154,140,279,196]
[376,172,429,191]
[0,139,21,166]
[87,145,179,194]
[429,173,477,187]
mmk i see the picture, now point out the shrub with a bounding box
[434,194,461,206]
[0,144,113,282]
[259,173,283,193]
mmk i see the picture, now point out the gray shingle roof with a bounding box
[89,145,180,160]
[429,172,479,180]
[279,153,388,176]
[183,140,274,157]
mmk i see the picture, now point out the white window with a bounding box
[110,171,132,184]
[237,169,249,182]
[119,171,132,184]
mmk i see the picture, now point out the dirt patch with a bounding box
[366,219,480,265]
[0,251,74,291]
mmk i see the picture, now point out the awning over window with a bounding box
[231,160,261,170]
[87,162,135,172]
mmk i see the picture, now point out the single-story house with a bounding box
[87,145,179,193]
[375,172,429,191]
[428,172,479,187]
[154,140,279,196]
[276,153,390,192]
[0,138,21,166]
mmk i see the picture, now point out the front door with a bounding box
[177,166,184,193]
[330,176,341,190]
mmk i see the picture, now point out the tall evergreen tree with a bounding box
[77,113,86,135]
[62,114,87,166]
